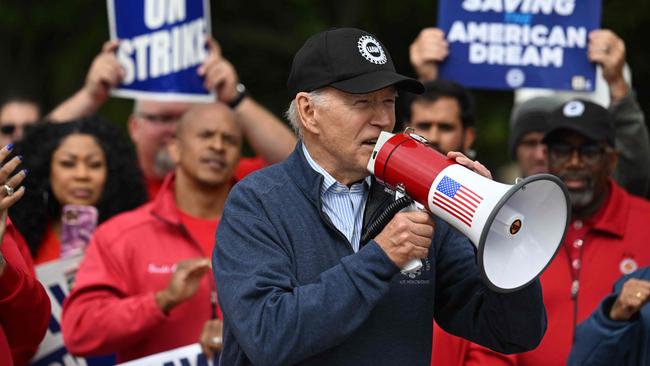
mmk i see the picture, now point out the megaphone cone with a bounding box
[368,131,570,293]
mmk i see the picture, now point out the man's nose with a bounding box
[533,143,547,160]
[210,136,225,151]
[369,105,394,128]
[14,127,24,141]
[566,148,584,167]
[426,127,440,145]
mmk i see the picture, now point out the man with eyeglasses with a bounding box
[0,95,40,147]
[48,39,296,199]
[506,30,650,198]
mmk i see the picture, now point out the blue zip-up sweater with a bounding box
[569,266,650,366]
[213,143,547,366]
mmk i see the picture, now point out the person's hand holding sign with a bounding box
[83,40,125,107]
[409,27,449,81]
[588,29,627,102]
[48,40,124,122]
[198,38,241,105]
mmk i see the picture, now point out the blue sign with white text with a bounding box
[107,0,212,101]
[437,0,602,91]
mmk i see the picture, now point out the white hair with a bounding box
[285,89,328,139]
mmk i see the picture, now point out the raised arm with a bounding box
[199,38,296,163]
[48,41,124,122]
[569,272,650,365]
[409,27,449,82]
[0,144,50,366]
[589,29,650,197]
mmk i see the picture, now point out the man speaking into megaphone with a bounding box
[213,27,548,366]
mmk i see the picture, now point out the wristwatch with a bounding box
[227,83,248,109]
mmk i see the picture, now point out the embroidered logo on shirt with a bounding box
[147,263,177,274]
[399,258,432,285]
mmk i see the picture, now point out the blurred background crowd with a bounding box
[2,0,649,170]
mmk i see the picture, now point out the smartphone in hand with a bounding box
[60,204,98,259]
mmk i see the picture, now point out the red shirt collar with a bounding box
[149,173,181,227]
[585,179,629,238]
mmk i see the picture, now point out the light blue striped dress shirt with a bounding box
[302,144,370,252]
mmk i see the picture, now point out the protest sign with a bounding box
[116,344,217,366]
[107,0,213,101]
[437,0,602,91]
[30,256,114,366]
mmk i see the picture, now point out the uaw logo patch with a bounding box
[399,258,432,285]
[357,35,387,65]
[563,100,585,117]
[619,257,638,275]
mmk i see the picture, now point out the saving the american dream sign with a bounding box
[437,0,602,91]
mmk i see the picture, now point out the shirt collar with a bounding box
[301,144,371,196]
[589,179,629,238]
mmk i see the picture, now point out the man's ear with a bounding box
[127,114,139,142]
[167,138,181,165]
[296,92,321,135]
[462,126,476,153]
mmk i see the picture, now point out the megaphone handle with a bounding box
[398,199,425,274]
[402,258,423,273]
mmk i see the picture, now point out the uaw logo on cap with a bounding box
[357,35,387,65]
[563,101,585,118]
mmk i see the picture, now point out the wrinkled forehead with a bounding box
[135,100,193,116]
[180,104,242,136]
[0,101,40,123]
[325,85,398,101]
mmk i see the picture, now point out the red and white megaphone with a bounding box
[367,131,570,293]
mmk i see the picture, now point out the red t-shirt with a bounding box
[178,210,219,257]
[33,226,60,265]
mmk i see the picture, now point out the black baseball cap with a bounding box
[543,99,615,147]
[287,28,424,97]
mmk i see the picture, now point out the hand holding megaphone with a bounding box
[373,210,435,270]
[367,131,570,292]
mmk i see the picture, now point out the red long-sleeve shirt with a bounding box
[0,220,51,366]
[61,158,262,363]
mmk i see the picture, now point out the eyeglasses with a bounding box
[548,143,608,164]
[0,124,17,135]
[518,138,545,150]
[136,113,181,124]
[0,123,34,136]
